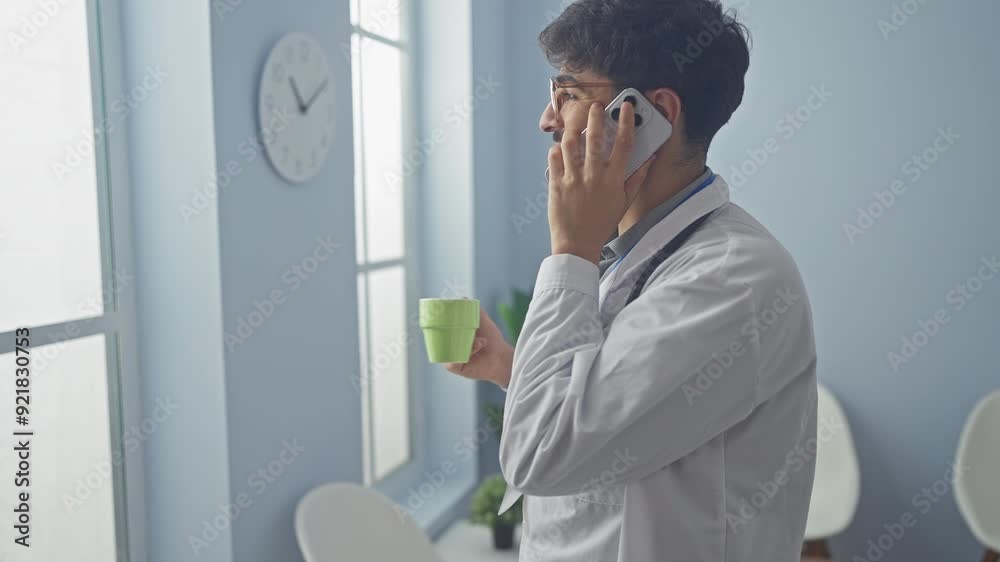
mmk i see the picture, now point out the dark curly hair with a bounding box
[539,0,751,153]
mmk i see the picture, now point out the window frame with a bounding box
[0,0,145,559]
[350,0,428,493]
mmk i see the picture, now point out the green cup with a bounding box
[419,298,480,363]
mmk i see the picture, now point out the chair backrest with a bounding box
[804,384,861,540]
[954,389,1000,552]
[295,482,444,562]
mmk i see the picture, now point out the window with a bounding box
[0,0,135,559]
[350,0,418,485]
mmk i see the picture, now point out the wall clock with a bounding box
[258,32,335,184]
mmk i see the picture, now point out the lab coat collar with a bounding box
[598,176,731,301]
[600,167,715,275]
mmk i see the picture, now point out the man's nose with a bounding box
[539,102,562,133]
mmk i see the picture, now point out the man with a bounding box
[446,1,817,560]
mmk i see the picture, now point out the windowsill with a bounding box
[394,472,478,541]
[435,520,522,562]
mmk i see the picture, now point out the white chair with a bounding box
[802,384,861,560]
[295,482,444,562]
[954,390,1000,562]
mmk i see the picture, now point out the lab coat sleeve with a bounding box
[499,252,760,497]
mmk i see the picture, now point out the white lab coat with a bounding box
[498,177,817,561]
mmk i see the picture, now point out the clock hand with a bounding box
[289,77,306,113]
[303,78,329,114]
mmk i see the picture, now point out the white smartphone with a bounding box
[546,87,673,181]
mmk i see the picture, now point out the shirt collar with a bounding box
[599,167,714,275]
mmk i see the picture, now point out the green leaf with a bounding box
[497,288,532,344]
[469,474,522,527]
[483,403,504,440]
[497,302,517,342]
[510,289,532,343]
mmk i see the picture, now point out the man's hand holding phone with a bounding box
[547,101,656,265]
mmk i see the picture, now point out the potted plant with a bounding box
[470,474,522,550]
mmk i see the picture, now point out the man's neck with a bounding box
[619,160,707,235]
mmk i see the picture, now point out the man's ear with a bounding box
[646,88,682,124]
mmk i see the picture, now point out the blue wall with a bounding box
[502,1,1000,561]
[124,2,234,561]
[209,2,363,561]
[205,0,499,557]
[469,0,515,485]
[128,1,500,559]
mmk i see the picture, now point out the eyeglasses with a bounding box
[550,76,618,113]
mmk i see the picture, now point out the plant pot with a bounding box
[492,523,514,550]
